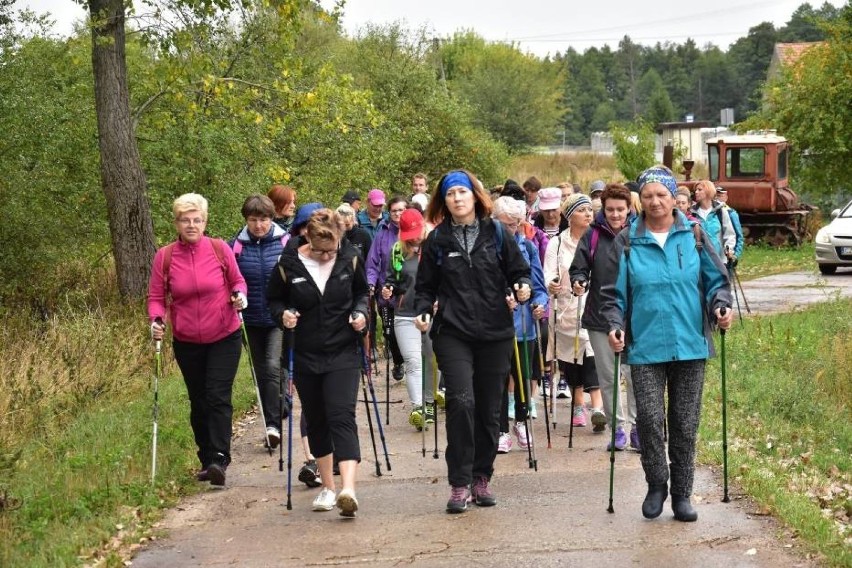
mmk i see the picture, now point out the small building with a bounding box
[656,121,710,163]
[766,42,823,82]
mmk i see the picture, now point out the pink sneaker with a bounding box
[572,405,587,427]
[497,432,512,454]
[512,421,529,449]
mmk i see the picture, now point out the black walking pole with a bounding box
[568,295,581,450]
[382,305,391,425]
[607,330,622,514]
[720,307,730,503]
[420,333,427,458]
[433,356,439,459]
[358,333,382,477]
[237,310,273,455]
[285,329,295,509]
[362,323,392,472]
[733,268,751,315]
[534,317,552,449]
[726,249,744,326]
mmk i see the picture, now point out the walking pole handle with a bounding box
[719,307,727,336]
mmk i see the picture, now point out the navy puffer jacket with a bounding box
[231,223,289,327]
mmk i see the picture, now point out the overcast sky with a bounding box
[17,0,846,56]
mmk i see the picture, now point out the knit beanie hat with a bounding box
[561,193,592,220]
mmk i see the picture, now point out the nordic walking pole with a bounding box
[720,307,730,503]
[520,306,537,471]
[151,323,162,485]
[420,330,427,458]
[607,330,623,514]
[432,353,439,460]
[512,336,534,470]
[382,305,391,425]
[361,322,392,472]
[549,280,559,430]
[285,329,295,509]
[726,248,743,326]
[358,337,382,477]
[534,316,552,449]
[235,303,272,455]
[733,268,751,315]
[569,294,582,449]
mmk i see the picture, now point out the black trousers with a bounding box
[173,330,242,467]
[433,333,513,487]
[294,366,361,462]
[245,325,283,430]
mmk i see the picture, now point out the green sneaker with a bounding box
[424,403,436,424]
[409,406,424,431]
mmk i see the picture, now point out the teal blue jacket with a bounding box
[600,210,732,365]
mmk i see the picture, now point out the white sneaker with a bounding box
[497,432,512,454]
[265,426,281,449]
[336,488,359,518]
[513,421,529,449]
[312,487,336,511]
[556,379,570,399]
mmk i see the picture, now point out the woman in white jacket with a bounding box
[543,194,606,431]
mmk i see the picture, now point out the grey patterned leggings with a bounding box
[632,359,706,498]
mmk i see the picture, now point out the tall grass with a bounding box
[700,299,852,567]
[0,264,255,567]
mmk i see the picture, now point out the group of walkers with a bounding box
[147,164,734,522]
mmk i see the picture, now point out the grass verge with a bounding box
[737,242,817,280]
[699,298,851,567]
[0,305,256,567]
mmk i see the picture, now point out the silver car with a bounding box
[815,199,852,274]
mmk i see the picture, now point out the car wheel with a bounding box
[818,264,837,275]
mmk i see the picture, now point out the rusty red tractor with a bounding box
[667,132,817,246]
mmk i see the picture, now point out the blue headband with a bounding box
[637,167,678,197]
[439,171,474,198]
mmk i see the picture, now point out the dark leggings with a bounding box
[499,340,541,431]
[433,333,514,487]
[173,330,242,467]
[245,325,283,430]
[294,367,361,462]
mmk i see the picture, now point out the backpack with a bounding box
[231,234,290,258]
[161,237,228,300]
[433,218,504,267]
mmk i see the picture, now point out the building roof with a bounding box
[656,121,710,133]
[767,42,824,81]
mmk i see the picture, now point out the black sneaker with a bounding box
[298,460,322,488]
[392,364,404,381]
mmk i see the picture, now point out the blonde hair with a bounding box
[173,193,208,221]
[630,191,642,214]
[305,208,341,243]
[335,203,355,218]
[694,179,717,201]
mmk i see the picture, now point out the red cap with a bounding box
[398,208,424,241]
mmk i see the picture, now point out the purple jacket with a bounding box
[366,219,399,306]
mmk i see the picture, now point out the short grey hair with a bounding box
[336,203,355,218]
[491,196,526,223]
[173,193,208,221]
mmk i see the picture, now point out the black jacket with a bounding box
[415,217,531,343]
[568,216,623,333]
[267,244,369,374]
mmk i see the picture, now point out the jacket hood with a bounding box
[237,222,287,243]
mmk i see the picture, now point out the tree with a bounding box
[637,68,675,124]
[86,0,156,298]
[745,4,852,204]
[610,119,656,181]
[727,22,778,119]
[440,32,566,152]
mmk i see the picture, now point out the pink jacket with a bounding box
[147,237,247,344]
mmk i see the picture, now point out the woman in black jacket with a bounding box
[415,169,532,514]
[267,208,369,518]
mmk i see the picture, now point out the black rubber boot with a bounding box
[642,483,668,519]
[671,495,698,522]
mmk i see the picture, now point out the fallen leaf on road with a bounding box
[745,548,757,555]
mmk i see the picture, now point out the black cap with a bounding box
[342,190,360,205]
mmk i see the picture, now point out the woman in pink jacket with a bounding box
[148,193,247,487]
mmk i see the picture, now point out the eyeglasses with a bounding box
[178,217,205,226]
[309,244,338,258]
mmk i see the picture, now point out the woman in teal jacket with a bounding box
[601,167,733,523]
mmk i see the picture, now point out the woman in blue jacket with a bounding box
[601,167,733,523]
[231,195,289,448]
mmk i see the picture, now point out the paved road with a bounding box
[131,270,851,567]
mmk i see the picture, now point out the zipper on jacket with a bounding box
[677,244,683,269]
[463,226,472,268]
